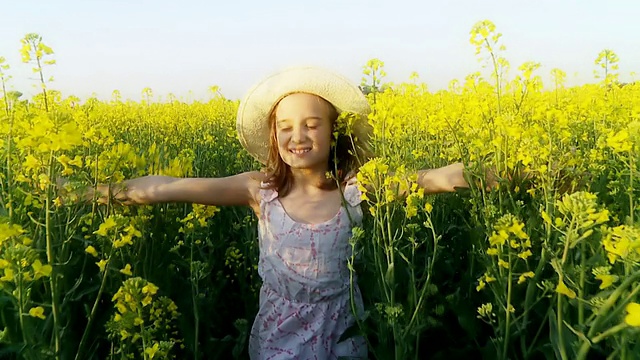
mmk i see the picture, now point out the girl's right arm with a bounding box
[91,171,266,208]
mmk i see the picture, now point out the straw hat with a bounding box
[236,66,372,165]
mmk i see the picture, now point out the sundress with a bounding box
[249,178,367,359]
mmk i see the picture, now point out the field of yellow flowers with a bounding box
[1,22,639,360]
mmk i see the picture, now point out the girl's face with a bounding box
[273,93,334,172]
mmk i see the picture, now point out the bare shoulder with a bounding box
[243,170,269,214]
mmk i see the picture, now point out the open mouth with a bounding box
[290,148,311,154]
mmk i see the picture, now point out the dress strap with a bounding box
[343,176,363,207]
[259,182,279,203]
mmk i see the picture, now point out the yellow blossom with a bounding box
[518,249,532,260]
[85,245,98,258]
[518,271,535,284]
[556,280,576,299]
[96,259,108,273]
[498,259,509,269]
[120,264,133,276]
[1,268,14,282]
[489,230,509,246]
[424,203,433,213]
[142,283,159,296]
[116,302,127,314]
[625,302,640,327]
[595,274,618,289]
[32,259,52,279]
[486,248,499,256]
[145,342,160,359]
[134,317,144,326]
[94,217,118,237]
[28,306,46,320]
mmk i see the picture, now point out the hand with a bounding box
[56,176,156,206]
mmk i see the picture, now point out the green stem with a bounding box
[587,272,640,338]
[190,240,199,359]
[74,249,114,360]
[502,252,513,360]
[576,323,628,360]
[578,241,585,326]
[46,150,60,359]
[17,267,30,358]
[405,217,438,332]
[556,219,575,360]
[595,281,640,331]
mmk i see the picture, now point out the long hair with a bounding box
[261,95,367,197]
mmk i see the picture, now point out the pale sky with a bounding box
[1,0,638,102]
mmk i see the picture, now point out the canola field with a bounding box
[0,22,639,360]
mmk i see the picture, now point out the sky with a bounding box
[1,0,639,102]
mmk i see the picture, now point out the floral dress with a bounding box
[249,178,367,359]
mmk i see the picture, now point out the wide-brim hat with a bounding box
[236,66,372,165]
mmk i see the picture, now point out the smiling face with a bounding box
[273,93,336,172]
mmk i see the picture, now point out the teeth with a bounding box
[290,149,310,154]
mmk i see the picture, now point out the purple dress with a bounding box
[249,178,367,359]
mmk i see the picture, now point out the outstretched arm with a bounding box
[74,171,266,207]
[416,162,470,194]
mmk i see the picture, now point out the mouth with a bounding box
[289,148,311,155]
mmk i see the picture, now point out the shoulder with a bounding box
[243,171,269,213]
[343,173,363,207]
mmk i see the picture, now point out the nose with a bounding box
[291,125,307,143]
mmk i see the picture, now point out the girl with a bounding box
[89,66,471,359]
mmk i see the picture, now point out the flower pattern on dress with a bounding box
[249,178,367,360]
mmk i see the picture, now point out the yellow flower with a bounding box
[134,317,144,326]
[28,306,46,320]
[32,259,52,279]
[120,264,133,276]
[85,245,98,258]
[489,230,509,247]
[142,283,159,295]
[518,271,535,284]
[625,302,640,327]
[96,259,108,273]
[518,249,533,260]
[145,342,160,359]
[498,259,509,269]
[424,203,433,213]
[1,268,14,282]
[486,248,499,256]
[142,295,153,307]
[114,313,122,322]
[116,302,127,314]
[120,329,129,340]
[0,259,9,268]
[94,217,118,237]
[595,273,618,289]
[556,280,576,299]
[476,280,486,291]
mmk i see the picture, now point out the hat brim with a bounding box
[236,66,372,165]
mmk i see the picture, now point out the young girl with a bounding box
[90,66,470,359]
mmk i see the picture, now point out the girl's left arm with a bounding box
[416,162,470,194]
